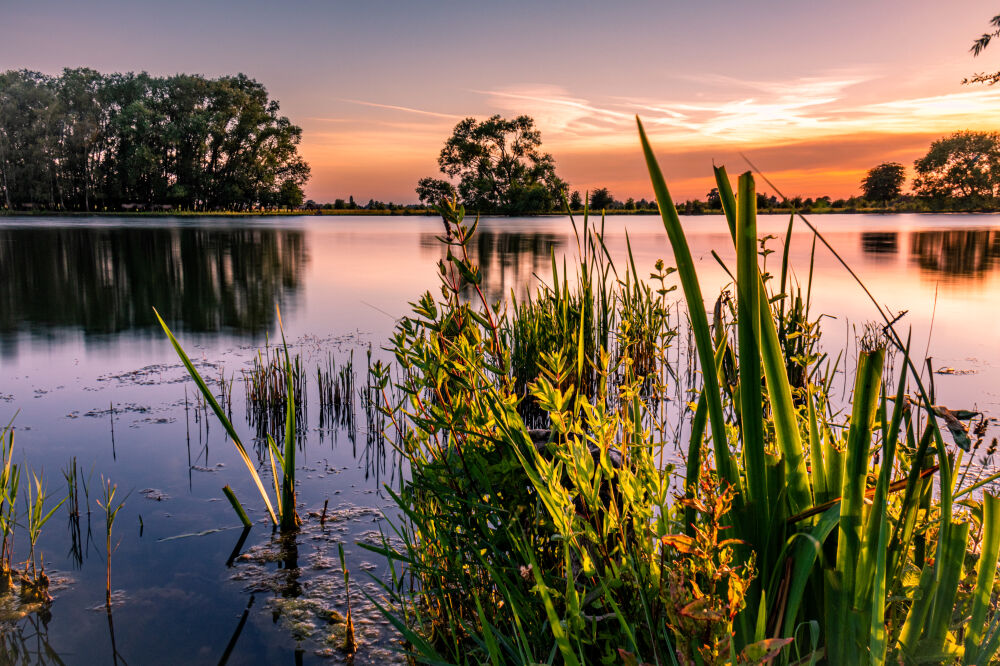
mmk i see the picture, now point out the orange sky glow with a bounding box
[7,0,1000,203]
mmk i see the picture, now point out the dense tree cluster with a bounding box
[417,115,567,214]
[913,131,1000,205]
[0,68,310,211]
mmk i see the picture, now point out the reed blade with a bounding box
[154,308,278,525]
[637,117,737,493]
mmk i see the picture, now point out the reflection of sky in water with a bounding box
[0,213,998,662]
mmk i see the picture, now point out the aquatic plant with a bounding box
[23,472,63,587]
[318,351,355,430]
[155,307,300,531]
[94,476,125,608]
[244,341,306,441]
[365,124,1000,664]
[0,420,67,607]
[338,543,357,655]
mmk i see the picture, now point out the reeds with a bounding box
[364,125,1000,665]
[243,342,305,441]
[0,420,67,605]
[318,351,355,430]
[155,307,301,531]
[94,476,124,608]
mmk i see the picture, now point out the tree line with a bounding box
[415,115,1000,215]
[0,68,310,212]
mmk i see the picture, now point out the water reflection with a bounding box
[910,230,1000,278]
[861,232,898,256]
[420,229,565,302]
[0,226,307,343]
[860,229,1000,279]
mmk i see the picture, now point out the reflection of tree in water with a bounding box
[0,226,306,338]
[861,232,898,256]
[421,230,565,303]
[909,229,1000,278]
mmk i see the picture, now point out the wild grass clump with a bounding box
[0,421,66,608]
[366,122,1000,665]
[243,341,306,441]
[318,351,355,430]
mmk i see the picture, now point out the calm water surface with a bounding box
[0,213,998,663]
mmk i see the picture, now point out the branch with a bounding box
[963,71,1000,85]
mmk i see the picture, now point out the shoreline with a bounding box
[3,207,1000,218]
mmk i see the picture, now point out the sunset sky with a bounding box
[5,0,1000,202]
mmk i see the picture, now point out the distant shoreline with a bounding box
[2,207,999,218]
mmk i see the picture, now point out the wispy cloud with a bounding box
[469,78,1000,150]
[472,85,632,135]
[341,99,464,120]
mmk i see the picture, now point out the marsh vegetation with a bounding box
[354,125,1000,664]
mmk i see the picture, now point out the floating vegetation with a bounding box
[226,508,401,663]
[138,488,169,502]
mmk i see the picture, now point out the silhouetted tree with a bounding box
[862,162,906,203]
[415,177,456,206]
[706,188,721,209]
[589,187,614,211]
[913,131,1000,205]
[418,115,566,214]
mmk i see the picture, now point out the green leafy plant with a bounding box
[361,122,1000,666]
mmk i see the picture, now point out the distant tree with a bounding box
[348,195,356,209]
[706,188,721,209]
[589,187,614,211]
[569,190,582,210]
[415,177,456,206]
[862,162,906,203]
[333,198,346,210]
[624,197,636,210]
[913,131,1000,203]
[683,199,704,214]
[419,115,566,214]
[278,180,304,209]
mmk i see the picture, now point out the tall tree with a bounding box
[0,71,58,209]
[419,115,566,214]
[913,131,1000,204]
[861,162,906,203]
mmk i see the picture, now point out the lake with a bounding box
[0,213,998,663]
